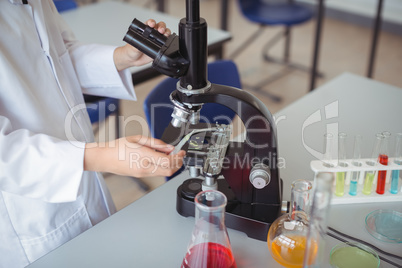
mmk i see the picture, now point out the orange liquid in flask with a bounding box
[269,235,318,268]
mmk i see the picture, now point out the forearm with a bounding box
[84,143,106,173]
[83,142,123,175]
[84,136,185,178]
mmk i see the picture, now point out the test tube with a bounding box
[390,133,402,194]
[349,135,362,196]
[376,131,390,195]
[323,133,335,168]
[335,133,347,197]
[362,133,383,195]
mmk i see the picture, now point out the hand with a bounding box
[84,135,185,178]
[113,19,172,71]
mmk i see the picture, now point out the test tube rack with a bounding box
[311,158,402,205]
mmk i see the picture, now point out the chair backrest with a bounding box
[237,0,313,26]
[144,60,242,139]
[53,0,78,12]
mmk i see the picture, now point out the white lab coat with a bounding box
[0,0,137,267]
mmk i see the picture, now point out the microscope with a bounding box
[124,0,283,241]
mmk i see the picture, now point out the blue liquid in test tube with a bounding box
[390,133,402,194]
[349,179,358,196]
[349,135,362,196]
[391,170,399,194]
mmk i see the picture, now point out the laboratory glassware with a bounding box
[335,133,347,196]
[303,172,334,268]
[267,180,313,268]
[349,135,363,196]
[365,209,402,243]
[181,190,236,268]
[329,242,380,268]
[376,131,390,194]
[362,133,383,195]
[391,133,402,194]
[323,133,335,168]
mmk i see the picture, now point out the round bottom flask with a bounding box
[181,190,236,268]
[267,211,317,268]
[267,180,315,268]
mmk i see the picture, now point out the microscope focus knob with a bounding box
[249,164,271,189]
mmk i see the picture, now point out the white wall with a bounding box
[298,0,402,25]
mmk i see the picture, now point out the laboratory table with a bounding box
[60,1,232,85]
[28,73,402,267]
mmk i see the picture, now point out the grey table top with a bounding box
[28,73,402,267]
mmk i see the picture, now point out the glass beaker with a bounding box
[267,180,313,268]
[181,190,236,268]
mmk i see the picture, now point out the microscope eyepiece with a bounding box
[128,19,168,46]
[123,19,189,78]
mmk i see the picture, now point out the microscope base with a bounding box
[176,178,282,241]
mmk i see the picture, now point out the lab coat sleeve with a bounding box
[0,116,85,203]
[53,4,137,101]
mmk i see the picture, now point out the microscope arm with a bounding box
[171,83,278,154]
[171,83,282,206]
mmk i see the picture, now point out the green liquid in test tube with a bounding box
[335,133,347,197]
[335,172,345,196]
[349,135,362,196]
[390,133,402,194]
[362,173,375,195]
[362,133,383,195]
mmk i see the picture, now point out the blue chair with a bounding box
[144,60,242,180]
[144,60,242,140]
[53,0,78,12]
[230,0,316,101]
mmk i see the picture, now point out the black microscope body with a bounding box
[124,0,282,241]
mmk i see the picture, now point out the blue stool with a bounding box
[231,0,319,101]
[53,0,78,12]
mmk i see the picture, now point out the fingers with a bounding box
[145,19,156,28]
[125,135,175,154]
[121,135,186,177]
[133,147,185,177]
[162,26,172,37]
[145,19,171,36]
[153,151,185,177]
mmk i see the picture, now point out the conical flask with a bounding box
[181,190,236,268]
[267,179,313,268]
